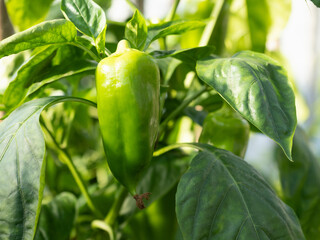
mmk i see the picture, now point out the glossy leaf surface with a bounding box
[275,126,320,239]
[176,149,305,240]
[61,0,106,39]
[196,51,296,159]
[0,20,77,58]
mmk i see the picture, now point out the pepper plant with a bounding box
[0,0,319,239]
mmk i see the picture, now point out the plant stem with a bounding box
[158,86,207,136]
[153,142,205,157]
[41,119,102,218]
[166,0,181,22]
[125,0,138,12]
[199,0,226,46]
[91,220,114,240]
[71,42,101,62]
[105,187,128,226]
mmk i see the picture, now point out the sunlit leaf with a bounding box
[0,20,77,58]
[196,51,297,159]
[61,0,106,39]
[125,10,148,50]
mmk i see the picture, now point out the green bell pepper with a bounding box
[96,40,160,199]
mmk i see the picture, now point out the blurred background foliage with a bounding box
[0,0,320,239]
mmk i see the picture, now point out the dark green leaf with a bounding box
[246,0,270,52]
[125,10,148,50]
[0,96,95,240]
[176,149,305,240]
[145,20,206,50]
[35,192,77,240]
[4,59,97,111]
[5,0,54,31]
[310,0,320,7]
[0,19,77,58]
[61,0,106,39]
[150,46,215,67]
[196,51,296,159]
[275,126,320,239]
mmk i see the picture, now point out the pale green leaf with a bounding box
[125,10,148,50]
[5,0,54,31]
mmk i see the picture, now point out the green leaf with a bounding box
[5,0,54,31]
[150,46,215,68]
[35,192,77,240]
[176,149,305,240]
[245,0,270,52]
[125,10,148,50]
[61,0,106,39]
[95,25,107,55]
[196,51,297,159]
[0,19,77,58]
[3,46,58,110]
[275,126,320,239]
[0,96,95,239]
[310,0,320,7]
[145,20,206,50]
[4,58,97,111]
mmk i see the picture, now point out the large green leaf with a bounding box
[275,126,320,239]
[5,0,54,31]
[144,20,206,50]
[125,10,148,50]
[176,149,305,239]
[61,0,106,39]
[4,58,97,111]
[35,192,77,240]
[0,19,77,58]
[0,96,95,240]
[196,51,296,159]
